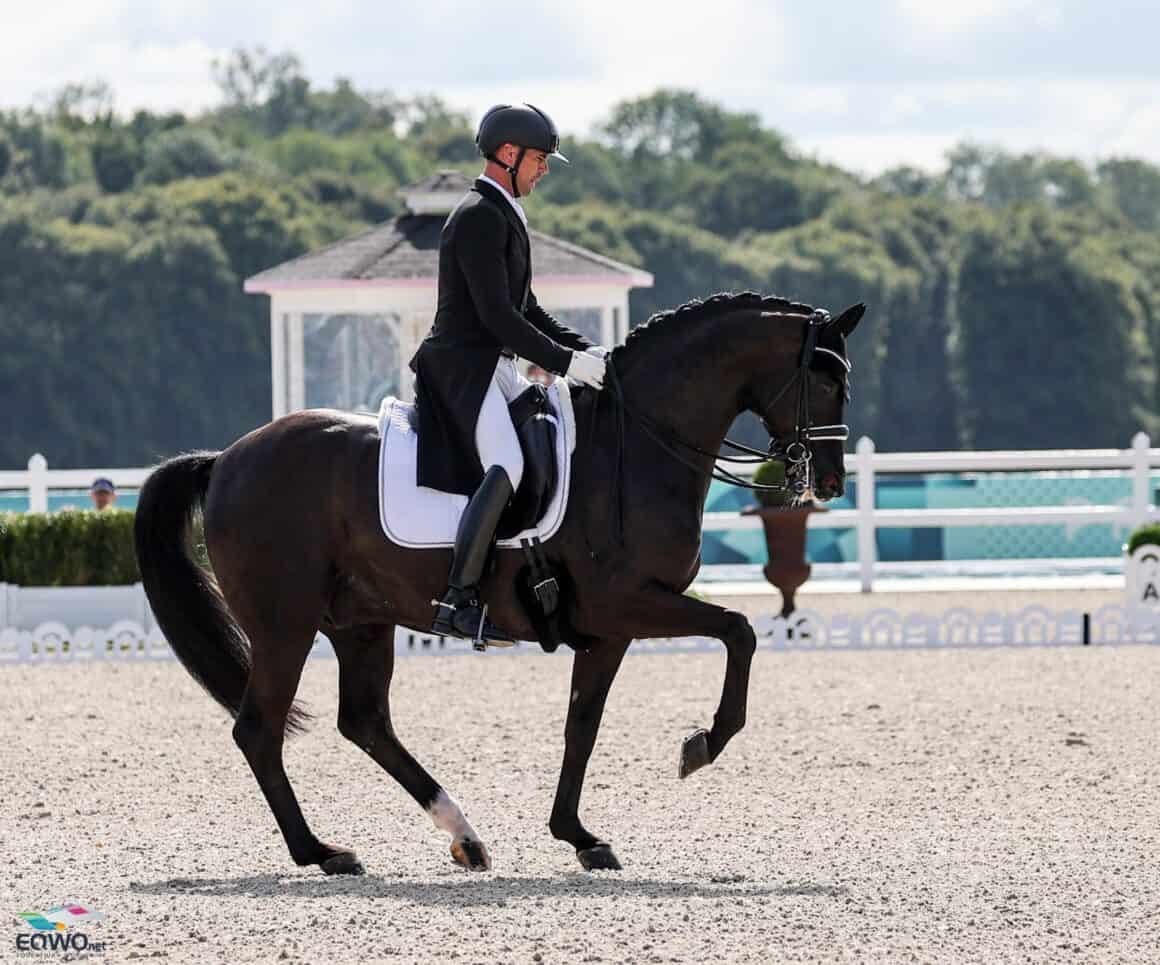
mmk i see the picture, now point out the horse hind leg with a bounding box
[231,617,363,876]
[330,624,491,871]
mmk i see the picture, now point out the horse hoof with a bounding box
[451,837,491,871]
[679,728,712,779]
[577,843,622,871]
[320,851,365,876]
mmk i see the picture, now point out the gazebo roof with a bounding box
[244,170,653,291]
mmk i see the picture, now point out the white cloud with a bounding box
[0,1,1158,174]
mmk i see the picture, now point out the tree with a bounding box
[137,127,237,185]
[873,166,942,199]
[687,143,842,236]
[742,222,916,441]
[212,47,305,112]
[600,89,784,165]
[48,81,115,129]
[954,206,1155,448]
[90,125,142,193]
[1098,158,1160,231]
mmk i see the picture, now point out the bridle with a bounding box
[590,310,850,553]
[610,309,849,493]
[756,308,851,496]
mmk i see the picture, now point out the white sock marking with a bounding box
[428,789,478,842]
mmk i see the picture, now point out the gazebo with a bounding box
[244,170,654,418]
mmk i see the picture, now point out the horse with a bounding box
[133,291,864,875]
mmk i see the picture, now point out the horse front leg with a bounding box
[614,584,758,779]
[549,639,630,871]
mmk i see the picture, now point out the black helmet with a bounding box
[476,103,569,163]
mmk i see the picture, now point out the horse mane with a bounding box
[610,291,815,370]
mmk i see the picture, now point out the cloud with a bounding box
[1,1,1158,174]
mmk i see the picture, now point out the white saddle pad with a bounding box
[377,383,576,550]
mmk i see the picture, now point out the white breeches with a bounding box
[474,357,531,492]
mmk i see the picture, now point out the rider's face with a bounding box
[500,145,549,195]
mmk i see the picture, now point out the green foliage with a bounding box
[0,510,138,586]
[954,206,1156,448]
[138,127,242,185]
[600,89,785,166]
[1098,158,1160,231]
[687,144,844,237]
[752,461,791,508]
[0,65,1158,469]
[89,125,143,193]
[1128,523,1160,553]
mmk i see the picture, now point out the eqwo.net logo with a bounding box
[14,904,107,955]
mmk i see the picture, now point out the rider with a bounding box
[409,103,609,640]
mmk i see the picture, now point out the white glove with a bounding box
[566,349,606,389]
[585,345,610,360]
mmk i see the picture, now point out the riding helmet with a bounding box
[475,104,569,163]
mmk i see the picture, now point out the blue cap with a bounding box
[90,477,116,493]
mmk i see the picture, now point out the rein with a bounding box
[587,310,850,554]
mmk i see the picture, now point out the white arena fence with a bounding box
[3,604,1159,666]
[3,434,1157,591]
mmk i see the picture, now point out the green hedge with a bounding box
[1128,523,1160,554]
[0,510,140,586]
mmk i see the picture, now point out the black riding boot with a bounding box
[431,466,515,642]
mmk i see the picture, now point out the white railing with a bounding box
[705,432,1159,591]
[0,455,152,513]
[4,435,1159,592]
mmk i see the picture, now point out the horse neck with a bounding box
[615,315,764,458]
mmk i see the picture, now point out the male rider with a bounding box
[409,103,608,641]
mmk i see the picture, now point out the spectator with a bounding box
[90,477,117,511]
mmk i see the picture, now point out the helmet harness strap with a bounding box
[486,146,528,199]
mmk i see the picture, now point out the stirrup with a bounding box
[430,599,516,651]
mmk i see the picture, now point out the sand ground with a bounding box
[3,639,1158,964]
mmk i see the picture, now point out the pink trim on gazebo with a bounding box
[244,273,652,294]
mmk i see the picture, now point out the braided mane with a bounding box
[610,291,814,370]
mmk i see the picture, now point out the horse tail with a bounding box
[134,452,309,734]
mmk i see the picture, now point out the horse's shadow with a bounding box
[129,873,847,907]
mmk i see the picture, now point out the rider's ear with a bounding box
[831,303,866,338]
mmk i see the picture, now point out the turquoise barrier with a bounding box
[703,471,1160,564]
[4,471,1158,565]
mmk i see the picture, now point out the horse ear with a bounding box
[831,303,866,337]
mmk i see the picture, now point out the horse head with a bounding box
[752,303,864,502]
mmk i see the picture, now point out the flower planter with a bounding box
[741,502,828,617]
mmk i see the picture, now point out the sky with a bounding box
[3,1,1159,176]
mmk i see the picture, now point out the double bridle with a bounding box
[611,309,849,493]
[589,310,850,553]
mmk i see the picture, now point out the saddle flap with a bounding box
[377,384,576,551]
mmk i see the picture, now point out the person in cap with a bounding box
[409,103,609,641]
[89,477,117,510]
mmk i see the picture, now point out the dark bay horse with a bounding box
[134,292,863,875]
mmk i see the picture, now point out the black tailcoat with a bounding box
[409,179,593,495]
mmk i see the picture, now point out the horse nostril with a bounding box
[820,474,842,496]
